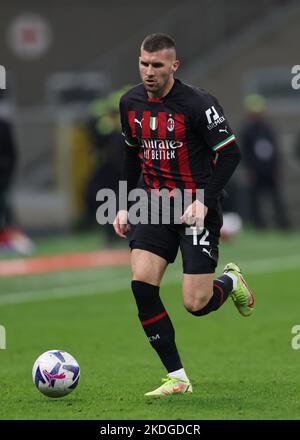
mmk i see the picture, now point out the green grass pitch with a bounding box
[0,230,300,420]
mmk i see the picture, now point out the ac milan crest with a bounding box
[167,117,175,132]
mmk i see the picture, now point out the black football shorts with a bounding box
[127,203,223,274]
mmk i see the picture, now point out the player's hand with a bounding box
[180,200,208,227]
[113,210,131,239]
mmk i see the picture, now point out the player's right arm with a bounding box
[113,94,141,238]
[113,209,130,238]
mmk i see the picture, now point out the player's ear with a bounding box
[172,59,180,73]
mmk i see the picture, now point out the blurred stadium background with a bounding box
[0,0,300,420]
[0,0,299,235]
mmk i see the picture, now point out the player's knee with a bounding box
[131,263,162,286]
[183,292,212,314]
[132,271,156,286]
[132,271,147,283]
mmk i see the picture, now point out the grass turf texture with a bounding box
[0,229,300,419]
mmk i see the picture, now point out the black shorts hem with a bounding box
[129,240,176,264]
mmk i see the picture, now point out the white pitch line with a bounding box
[0,266,129,293]
[235,254,300,273]
[0,276,132,305]
[0,254,299,306]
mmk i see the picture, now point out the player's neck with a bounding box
[148,77,175,100]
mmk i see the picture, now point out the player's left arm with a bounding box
[203,142,241,209]
[181,93,241,227]
[194,93,241,209]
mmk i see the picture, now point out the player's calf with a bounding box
[183,291,213,314]
[184,275,234,316]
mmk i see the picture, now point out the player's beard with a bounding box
[144,82,158,92]
[143,77,169,97]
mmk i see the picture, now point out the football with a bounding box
[32,350,80,398]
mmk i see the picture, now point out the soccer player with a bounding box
[113,33,255,396]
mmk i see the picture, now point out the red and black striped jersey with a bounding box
[119,79,236,192]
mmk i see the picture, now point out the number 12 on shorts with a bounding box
[191,227,210,246]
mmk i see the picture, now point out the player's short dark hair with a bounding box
[141,33,176,53]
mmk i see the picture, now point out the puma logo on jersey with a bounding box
[219,126,228,134]
[202,248,214,258]
[134,118,144,128]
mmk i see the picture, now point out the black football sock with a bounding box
[188,274,233,316]
[131,280,183,373]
